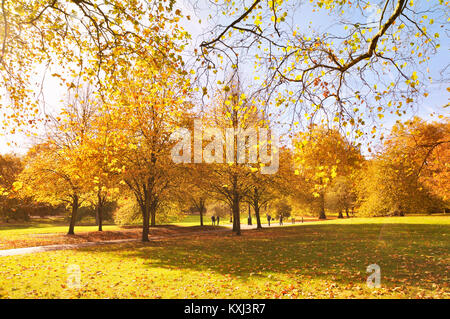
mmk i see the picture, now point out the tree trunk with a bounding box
[97,204,103,231]
[254,204,262,229]
[150,201,156,227]
[199,200,205,226]
[139,189,151,242]
[232,196,241,235]
[68,195,79,235]
[345,208,349,218]
[199,206,204,226]
[142,202,150,242]
[97,193,103,231]
[248,203,252,225]
[318,192,326,219]
[142,213,150,242]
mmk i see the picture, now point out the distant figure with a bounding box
[279,215,283,225]
[302,217,304,223]
[267,214,271,226]
[292,218,295,224]
[211,215,216,226]
[216,216,220,225]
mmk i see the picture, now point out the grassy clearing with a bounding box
[0,216,448,299]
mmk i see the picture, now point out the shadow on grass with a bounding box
[78,222,450,290]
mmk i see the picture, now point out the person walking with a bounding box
[267,214,271,226]
[216,216,220,225]
[211,215,216,226]
[279,215,283,225]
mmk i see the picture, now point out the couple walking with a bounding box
[211,215,220,226]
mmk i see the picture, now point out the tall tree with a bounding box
[101,58,192,242]
[204,78,271,235]
[357,117,449,215]
[18,142,88,234]
[17,87,98,234]
[293,126,362,219]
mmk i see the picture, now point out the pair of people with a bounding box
[211,215,220,226]
[266,214,283,226]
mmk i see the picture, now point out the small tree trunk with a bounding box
[199,206,204,226]
[68,195,79,235]
[232,196,241,235]
[199,200,205,226]
[142,202,150,242]
[254,204,262,229]
[97,193,103,231]
[97,205,103,231]
[345,208,349,218]
[248,203,252,225]
[150,201,156,227]
[318,192,326,220]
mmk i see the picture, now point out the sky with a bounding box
[0,0,448,155]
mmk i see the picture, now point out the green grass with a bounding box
[171,214,203,226]
[0,215,448,298]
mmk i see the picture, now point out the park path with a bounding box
[0,221,294,257]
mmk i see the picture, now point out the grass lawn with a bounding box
[0,215,448,298]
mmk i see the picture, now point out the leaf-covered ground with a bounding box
[0,216,448,299]
[0,222,219,250]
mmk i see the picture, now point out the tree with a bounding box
[357,117,449,216]
[293,126,362,219]
[16,85,101,234]
[245,174,275,229]
[63,85,119,231]
[100,57,192,242]
[18,142,88,234]
[326,176,357,218]
[0,154,26,222]
[387,117,449,205]
[177,162,212,227]
[244,145,285,229]
[204,77,273,235]
[273,201,292,219]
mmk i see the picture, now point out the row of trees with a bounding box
[1,87,448,240]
